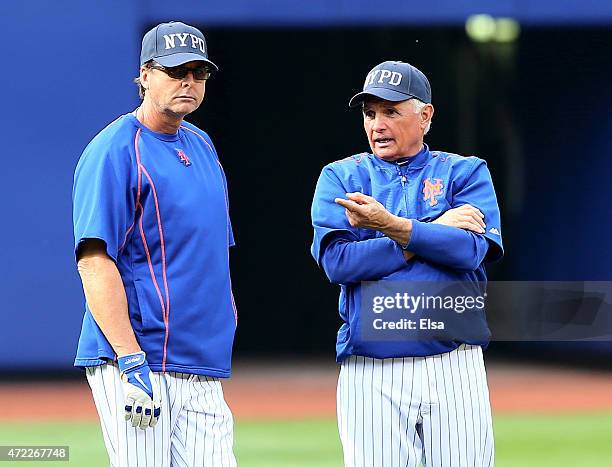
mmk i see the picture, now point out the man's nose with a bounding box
[371,115,387,132]
[181,71,197,84]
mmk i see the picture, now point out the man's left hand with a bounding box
[335,192,393,230]
[118,351,161,430]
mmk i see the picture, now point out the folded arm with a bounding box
[335,192,488,272]
[320,235,408,284]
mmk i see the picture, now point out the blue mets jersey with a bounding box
[73,113,236,377]
[311,145,503,361]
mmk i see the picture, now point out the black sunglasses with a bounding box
[148,63,212,81]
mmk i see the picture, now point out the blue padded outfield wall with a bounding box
[1,3,140,369]
[2,1,612,370]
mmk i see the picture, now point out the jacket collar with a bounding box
[370,143,432,170]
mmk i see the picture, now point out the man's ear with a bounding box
[422,104,434,128]
[140,66,150,90]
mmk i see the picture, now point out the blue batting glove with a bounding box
[118,351,161,429]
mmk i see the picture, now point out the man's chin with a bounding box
[168,103,199,118]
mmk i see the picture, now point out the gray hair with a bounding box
[133,76,146,100]
[410,98,432,135]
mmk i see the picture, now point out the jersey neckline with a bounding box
[126,113,181,142]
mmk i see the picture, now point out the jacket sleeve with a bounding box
[311,164,407,284]
[407,221,490,271]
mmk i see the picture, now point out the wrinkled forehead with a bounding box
[362,95,411,109]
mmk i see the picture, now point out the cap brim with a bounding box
[348,88,413,108]
[155,53,219,71]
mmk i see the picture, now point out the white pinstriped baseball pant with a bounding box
[337,344,494,467]
[86,363,237,467]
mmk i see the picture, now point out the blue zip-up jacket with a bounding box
[311,145,503,361]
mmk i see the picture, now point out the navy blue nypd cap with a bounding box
[349,61,431,107]
[140,21,218,71]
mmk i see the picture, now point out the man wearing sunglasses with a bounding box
[73,21,238,466]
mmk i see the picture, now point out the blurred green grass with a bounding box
[0,413,610,466]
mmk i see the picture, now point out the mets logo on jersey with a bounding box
[175,149,192,167]
[423,178,444,206]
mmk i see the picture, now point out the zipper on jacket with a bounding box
[395,163,409,217]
